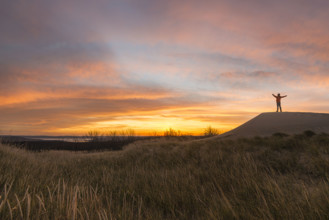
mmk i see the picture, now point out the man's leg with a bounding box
[276,103,279,112]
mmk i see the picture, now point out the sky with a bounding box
[1,0,329,136]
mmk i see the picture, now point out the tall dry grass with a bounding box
[1,133,329,219]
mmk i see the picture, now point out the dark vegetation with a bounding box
[0,139,135,151]
[0,136,141,152]
[0,127,217,152]
[1,129,150,151]
[1,131,329,219]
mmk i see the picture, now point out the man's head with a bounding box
[278,93,280,96]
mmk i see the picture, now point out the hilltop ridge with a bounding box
[219,112,329,138]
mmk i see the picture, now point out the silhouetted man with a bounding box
[272,93,287,112]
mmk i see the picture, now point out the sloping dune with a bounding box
[220,112,329,138]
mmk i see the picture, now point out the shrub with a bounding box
[203,126,219,137]
[304,130,316,137]
[164,128,181,137]
[272,132,289,138]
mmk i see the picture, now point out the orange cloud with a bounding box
[1,0,329,135]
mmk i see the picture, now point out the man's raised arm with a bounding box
[282,95,287,98]
[272,94,277,98]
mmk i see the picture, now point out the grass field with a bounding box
[1,133,329,219]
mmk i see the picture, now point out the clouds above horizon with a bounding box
[1,0,329,135]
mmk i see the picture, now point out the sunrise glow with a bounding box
[1,0,329,135]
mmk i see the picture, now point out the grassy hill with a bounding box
[1,132,329,219]
[221,112,329,138]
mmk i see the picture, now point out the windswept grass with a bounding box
[1,133,329,219]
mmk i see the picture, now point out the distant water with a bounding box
[5,135,147,143]
[29,137,89,142]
